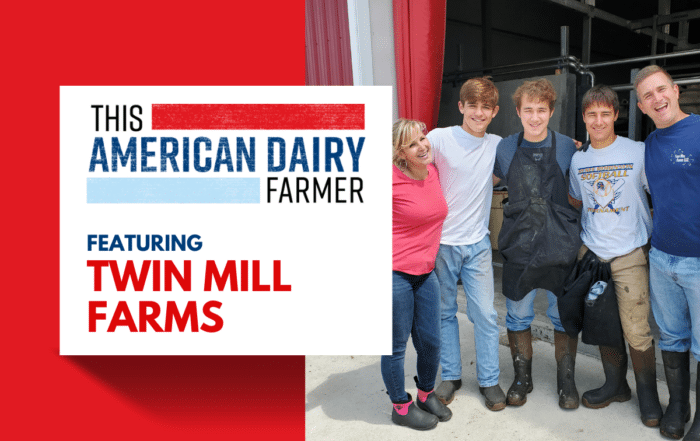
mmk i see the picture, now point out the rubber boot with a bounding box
[435,379,461,405]
[391,393,439,431]
[582,344,631,409]
[660,351,691,440]
[554,330,580,409]
[684,362,700,441]
[507,328,533,406]
[629,342,663,427]
[479,384,507,411]
[414,377,452,422]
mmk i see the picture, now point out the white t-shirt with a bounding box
[568,136,652,260]
[427,126,501,246]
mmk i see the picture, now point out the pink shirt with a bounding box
[393,164,448,275]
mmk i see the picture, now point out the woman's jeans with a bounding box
[381,270,441,403]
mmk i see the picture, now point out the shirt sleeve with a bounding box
[568,153,582,200]
[560,134,577,174]
[427,130,440,165]
[493,138,507,181]
[427,130,440,151]
[640,145,650,193]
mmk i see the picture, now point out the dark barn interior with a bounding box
[438,0,700,141]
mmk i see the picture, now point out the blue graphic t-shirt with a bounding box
[569,136,651,260]
[645,113,700,257]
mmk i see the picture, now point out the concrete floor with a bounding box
[306,256,698,439]
[306,312,697,440]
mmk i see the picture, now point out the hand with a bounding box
[573,139,583,149]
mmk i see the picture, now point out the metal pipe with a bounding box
[443,56,581,80]
[651,15,658,61]
[444,66,561,83]
[628,68,642,141]
[443,56,572,77]
[584,48,700,69]
[561,26,570,74]
[544,0,678,44]
[582,15,592,65]
[443,58,594,85]
[442,37,699,80]
[444,64,567,83]
[631,8,700,29]
[545,0,630,28]
[610,75,700,91]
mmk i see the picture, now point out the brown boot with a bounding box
[628,342,663,427]
[554,330,580,409]
[507,328,533,406]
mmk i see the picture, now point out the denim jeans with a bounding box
[648,247,700,362]
[506,289,564,332]
[381,270,441,403]
[434,236,500,387]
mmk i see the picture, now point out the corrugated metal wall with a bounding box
[305,0,354,85]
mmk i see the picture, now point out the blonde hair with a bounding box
[392,118,426,168]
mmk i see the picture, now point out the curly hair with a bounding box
[512,78,556,110]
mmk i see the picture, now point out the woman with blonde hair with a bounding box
[382,119,450,430]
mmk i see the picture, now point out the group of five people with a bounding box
[386,65,699,439]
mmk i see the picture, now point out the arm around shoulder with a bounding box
[567,151,583,210]
[568,194,582,210]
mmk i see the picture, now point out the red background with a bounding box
[4,1,306,439]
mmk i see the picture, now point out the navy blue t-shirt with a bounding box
[645,113,700,257]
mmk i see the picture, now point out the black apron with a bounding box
[498,131,582,301]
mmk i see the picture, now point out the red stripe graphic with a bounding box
[152,104,364,130]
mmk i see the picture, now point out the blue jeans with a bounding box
[381,271,441,403]
[648,247,700,362]
[506,289,564,332]
[434,236,500,387]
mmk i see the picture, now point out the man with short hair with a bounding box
[568,85,662,428]
[427,77,506,411]
[493,78,582,409]
[635,65,700,440]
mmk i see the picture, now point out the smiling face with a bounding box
[458,100,499,137]
[517,96,553,142]
[636,72,684,129]
[584,103,618,148]
[399,126,432,170]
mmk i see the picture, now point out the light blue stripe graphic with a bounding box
[87,178,260,203]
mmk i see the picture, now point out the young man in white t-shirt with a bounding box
[427,77,506,411]
[568,85,662,428]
